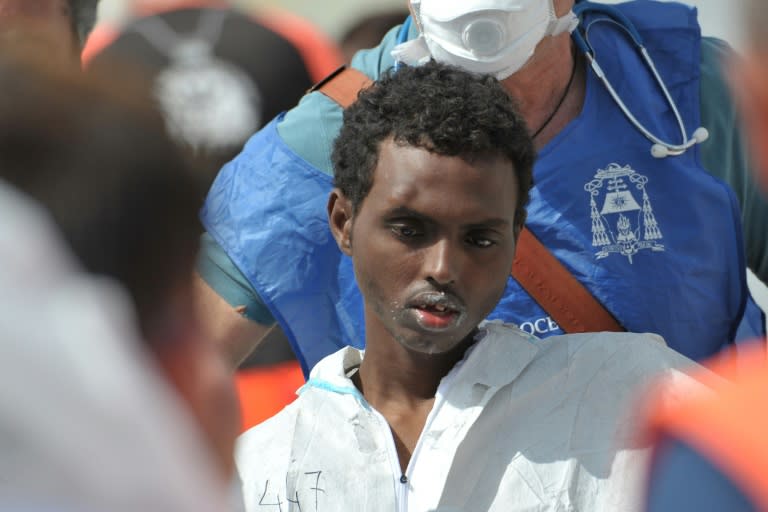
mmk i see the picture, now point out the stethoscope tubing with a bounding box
[395,2,707,158]
[572,1,704,157]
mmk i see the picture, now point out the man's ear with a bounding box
[328,188,354,256]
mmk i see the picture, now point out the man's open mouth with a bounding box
[417,303,455,314]
[408,293,465,330]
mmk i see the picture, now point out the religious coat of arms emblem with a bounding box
[584,163,664,263]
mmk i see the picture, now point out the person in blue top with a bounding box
[199,0,768,377]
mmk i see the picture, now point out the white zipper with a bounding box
[369,384,451,512]
[370,407,409,511]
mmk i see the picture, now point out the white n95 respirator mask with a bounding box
[392,0,578,80]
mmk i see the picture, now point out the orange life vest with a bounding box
[235,360,305,432]
[645,342,768,508]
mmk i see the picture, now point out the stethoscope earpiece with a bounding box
[650,126,709,159]
[692,127,710,144]
[650,144,669,159]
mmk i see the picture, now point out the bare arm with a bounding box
[193,273,273,370]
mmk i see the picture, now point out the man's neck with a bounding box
[502,34,585,149]
[353,330,477,474]
[355,334,475,408]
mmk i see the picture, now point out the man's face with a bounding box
[330,139,520,355]
[0,0,77,59]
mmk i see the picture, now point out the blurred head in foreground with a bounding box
[0,49,240,489]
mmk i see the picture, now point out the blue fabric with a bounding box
[201,116,339,374]
[646,438,757,512]
[485,1,755,361]
[197,38,768,332]
[196,232,273,324]
[201,1,761,376]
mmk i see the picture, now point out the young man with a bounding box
[236,62,703,512]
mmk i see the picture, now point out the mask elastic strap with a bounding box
[548,11,579,37]
[408,0,423,33]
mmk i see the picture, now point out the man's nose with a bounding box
[424,239,461,286]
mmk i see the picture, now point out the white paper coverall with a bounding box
[237,323,705,512]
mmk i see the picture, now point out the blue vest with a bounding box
[202,1,761,376]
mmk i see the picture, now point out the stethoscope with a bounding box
[572,0,708,158]
[396,2,709,159]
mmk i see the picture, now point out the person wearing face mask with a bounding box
[198,0,767,378]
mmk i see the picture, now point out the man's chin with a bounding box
[395,331,475,357]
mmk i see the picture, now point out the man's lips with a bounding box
[406,291,466,331]
[413,307,460,330]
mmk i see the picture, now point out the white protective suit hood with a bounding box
[392,0,579,79]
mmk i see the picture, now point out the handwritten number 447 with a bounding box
[258,471,325,511]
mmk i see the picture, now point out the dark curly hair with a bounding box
[332,61,535,230]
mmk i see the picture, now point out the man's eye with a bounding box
[392,225,420,238]
[466,236,495,248]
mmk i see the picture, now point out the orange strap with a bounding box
[315,67,623,334]
[312,66,373,107]
[512,229,623,332]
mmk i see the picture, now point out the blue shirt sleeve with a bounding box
[196,232,275,325]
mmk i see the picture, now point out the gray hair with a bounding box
[68,0,100,46]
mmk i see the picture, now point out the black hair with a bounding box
[332,61,535,229]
